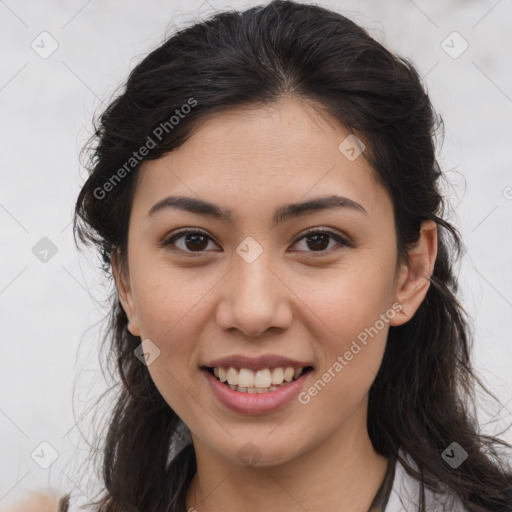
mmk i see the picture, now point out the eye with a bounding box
[161,229,218,255]
[160,227,351,255]
[291,227,350,254]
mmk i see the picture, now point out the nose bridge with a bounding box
[234,250,275,302]
[217,246,292,337]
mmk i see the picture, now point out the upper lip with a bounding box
[202,354,313,371]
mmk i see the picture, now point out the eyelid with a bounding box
[159,228,217,253]
[294,227,354,251]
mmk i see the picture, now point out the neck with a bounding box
[185,401,389,512]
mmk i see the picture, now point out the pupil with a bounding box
[308,234,328,251]
[186,234,208,251]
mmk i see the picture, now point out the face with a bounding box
[113,97,433,468]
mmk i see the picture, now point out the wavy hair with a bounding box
[69,1,512,510]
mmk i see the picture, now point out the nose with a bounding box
[215,254,293,338]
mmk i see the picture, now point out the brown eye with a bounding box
[182,233,209,251]
[292,229,349,253]
[305,233,330,251]
[162,230,218,254]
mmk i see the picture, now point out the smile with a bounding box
[206,366,312,393]
[201,365,314,415]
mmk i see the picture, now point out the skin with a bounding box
[112,97,437,512]
[2,490,62,512]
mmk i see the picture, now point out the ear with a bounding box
[390,220,438,326]
[111,247,141,337]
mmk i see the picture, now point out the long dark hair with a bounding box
[69,1,512,511]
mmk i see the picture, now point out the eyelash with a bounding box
[160,227,352,256]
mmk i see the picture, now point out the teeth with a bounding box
[238,368,255,388]
[254,369,272,388]
[226,366,239,385]
[284,367,295,382]
[210,365,307,391]
[271,367,284,384]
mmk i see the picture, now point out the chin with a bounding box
[205,430,312,469]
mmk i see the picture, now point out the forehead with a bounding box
[132,97,391,224]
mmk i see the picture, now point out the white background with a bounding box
[1,0,511,508]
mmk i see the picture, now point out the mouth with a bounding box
[202,365,314,394]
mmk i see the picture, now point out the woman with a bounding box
[21,1,512,511]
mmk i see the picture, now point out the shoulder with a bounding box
[386,450,468,512]
[0,490,70,512]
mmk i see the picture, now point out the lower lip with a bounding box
[201,368,311,415]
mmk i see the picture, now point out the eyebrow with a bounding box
[147,194,367,225]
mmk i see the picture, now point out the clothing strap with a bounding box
[366,455,397,512]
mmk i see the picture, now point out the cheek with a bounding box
[301,282,391,428]
[303,255,395,401]
[131,257,216,341]
[137,285,202,417]
[308,259,396,346]
[129,266,215,402]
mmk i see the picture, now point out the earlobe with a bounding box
[111,247,141,337]
[390,220,438,327]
